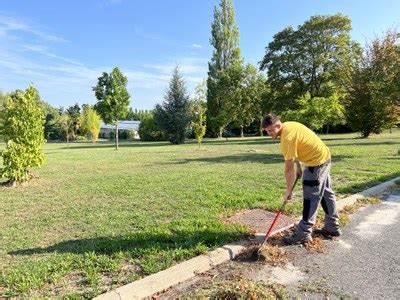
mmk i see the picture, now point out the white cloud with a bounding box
[0,13,207,109]
[0,13,67,42]
[21,44,83,66]
[143,57,208,76]
[190,43,203,49]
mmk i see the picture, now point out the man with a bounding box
[262,114,341,245]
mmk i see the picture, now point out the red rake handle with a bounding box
[261,176,300,243]
[264,210,283,239]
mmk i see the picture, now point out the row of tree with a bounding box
[140,2,399,141]
[205,0,399,138]
[4,2,398,146]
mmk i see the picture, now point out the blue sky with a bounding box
[1,0,399,110]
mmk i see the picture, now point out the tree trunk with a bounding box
[240,126,244,137]
[115,123,119,150]
[326,124,330,134]
[66,130,69,147]
[218,127,223,139]
[259,117,264,137]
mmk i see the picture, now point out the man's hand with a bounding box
[284,190,293,202]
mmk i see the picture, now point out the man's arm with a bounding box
[295,160,302,178]
[284,159,295,201]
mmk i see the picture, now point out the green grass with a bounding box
[1,129,399,298]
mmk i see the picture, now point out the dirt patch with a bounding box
[226,208,296,234]
[304,236,326,253]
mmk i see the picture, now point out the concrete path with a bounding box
[288,189,400,299]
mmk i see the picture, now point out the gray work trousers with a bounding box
[297,159,340,235]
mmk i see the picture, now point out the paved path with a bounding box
[288,189,400,298]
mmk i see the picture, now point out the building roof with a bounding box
[100,120,140,130]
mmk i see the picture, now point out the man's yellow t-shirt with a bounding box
[280,122,330,167]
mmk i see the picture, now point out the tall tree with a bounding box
[58,113,72,145]
[66,103,81,140]
[260,14,361,119]
[0,86,45,185]
[346,30,400,137]
[40,101,62,140]
[154,66,190,144]
[233,64,267,137]
[80,105,101,143]
[93,67,130,149]
[189,80,207,148]
[207,0,242,137]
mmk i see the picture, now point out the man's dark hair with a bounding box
[262,114,280,128]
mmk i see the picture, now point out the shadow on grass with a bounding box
[337,172,400,195]
[169,153,284,165]
[60,141,171,150]
[380,157,400,161]
[9,228,245,257]
[202,138,280,146]
[166,153,352,165]
[327,141,399,147]
[57,137,282,150]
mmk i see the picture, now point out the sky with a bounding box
[0,0,399,110]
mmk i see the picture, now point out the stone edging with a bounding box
[94,177,399,300]
[336,176,399,210]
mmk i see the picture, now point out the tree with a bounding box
[80,105,101,143]
[346,30,400,137]
[189,80,207,148]
[0,86,45,184]
[58,112,72,145]
[233,64,267,137]
[138,113,166,141]
[207,0,242,137]
[211,62,244,137]
[260,14,361,121]
[126,107,152,121]
[66,103,81,139]
[154,66,190,144]
[39,101,61,140]
[93,67,130,149]
[283,91,345,131]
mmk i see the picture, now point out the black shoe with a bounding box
[313,228,341,237]
[283,232,312,245]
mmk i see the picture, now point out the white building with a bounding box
[100,120,140,139]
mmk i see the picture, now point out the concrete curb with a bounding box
[94,177,399,300]
[336,176,400,210]
[94,243,247,300]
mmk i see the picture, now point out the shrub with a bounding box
[138,115,166,141]
[0,86,45,184]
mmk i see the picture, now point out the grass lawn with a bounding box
[1,129,399,298]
